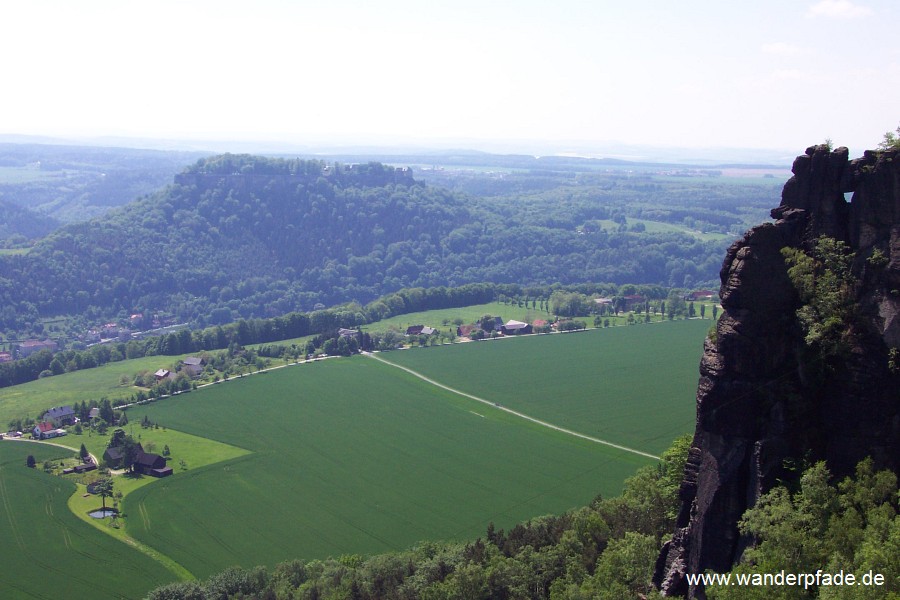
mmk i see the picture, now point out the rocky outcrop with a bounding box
[654,145,900,598]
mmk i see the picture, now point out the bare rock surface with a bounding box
[655,145,900,598]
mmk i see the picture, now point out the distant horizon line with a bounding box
[0,131,814,166]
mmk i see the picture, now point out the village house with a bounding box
[685,290,716,301]
[42,405,77,427]
[18,339,59,358]
[103,445,129,468]
[181,356,205,378]
[32,422,65,440]
[0,351,12,363]
[623,295,646,310]
[133,450,173,477]
[338,328,359,338]
[104,442,172,477]
[154,368,174,382]
[456,324,478,337]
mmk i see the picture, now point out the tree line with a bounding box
[0,155,755,339]
[0,281,679,390]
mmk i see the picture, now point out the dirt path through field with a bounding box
[363,352,660,461]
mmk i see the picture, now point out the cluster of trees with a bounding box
[0,281,653,391]
[0,155,763,335]
[143,446,897,600]
[708,459,898,599]
[782,236,857,355]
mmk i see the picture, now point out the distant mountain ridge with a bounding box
[0,154,739,332]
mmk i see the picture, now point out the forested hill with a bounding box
[0,155,731,331]
[0,198,58,240]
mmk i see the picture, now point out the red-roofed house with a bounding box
[32,422,59,440]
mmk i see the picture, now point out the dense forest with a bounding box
[0,197,58,240]
[0,154,778,336]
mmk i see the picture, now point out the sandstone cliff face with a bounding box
[654,145,900,598]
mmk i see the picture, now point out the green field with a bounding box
[0,441,177,599]
[0,353,197,427]
[0,316,710,597]
[366,301,545,333]
[124,356,654,579]
[0,302,669,426]
[378,319,708,456]
[595,218,732,242]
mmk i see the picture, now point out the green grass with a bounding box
[49,425,250,490]
[0,165,59,184]
[596,218,733,241]
[0,353,197,426]
[365,302,546,334]
[0,247,32,256]
[124,357,653,578]
[0,303,551,425]
[0,441,177,599]
[377,319,709,456]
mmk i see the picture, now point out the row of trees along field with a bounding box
[0,156,755,336]
[144,440,899,600]
[0,281,674,389]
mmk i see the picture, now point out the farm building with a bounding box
[103,445,131,468]
[406,325,436,336]
[154,368,173,381]
[181,356,205,377]
[133,451,172,477]
[501,320,532,335]
[42,405,77,426]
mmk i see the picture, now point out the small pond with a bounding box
[88,509,117,518]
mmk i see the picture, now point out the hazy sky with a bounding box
[3,0,897,156]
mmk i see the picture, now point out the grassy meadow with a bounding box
[124,356,654,579]
[0,441,177,599]
[0,353,197,427]
[365,301,544,333]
